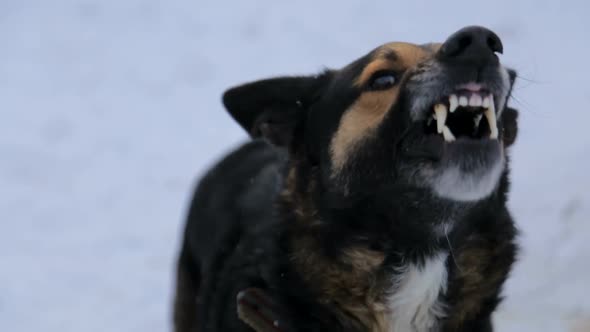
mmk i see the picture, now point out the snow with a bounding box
[1,1,589,331]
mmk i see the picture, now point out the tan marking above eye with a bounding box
[330,89,399,172]
[354,58,397,88]
[354,42,430,88]
[331,42,431,174]
[426,43,443,53]
[380,42,430,66]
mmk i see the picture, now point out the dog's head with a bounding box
[223,26,518,202]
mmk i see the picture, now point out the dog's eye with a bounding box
[368,71,397,91]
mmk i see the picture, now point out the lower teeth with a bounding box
[442,125,456,142]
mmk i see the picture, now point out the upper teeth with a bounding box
[484,98,499,139]
[449,95,459,113]
[458,96,468,107]
[434,104,447,134]
[482,96,491,108]
[469,94,482,107]
[432,93,498,142]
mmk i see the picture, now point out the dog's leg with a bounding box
[173,247,201,332]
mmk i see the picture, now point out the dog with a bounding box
[174,26,519,332]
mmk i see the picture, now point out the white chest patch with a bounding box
[386,251,449,332]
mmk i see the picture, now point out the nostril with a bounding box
[445,35,472,57]
[457,36,472,53]
[440,26,504,61]
[487,34,503,54]
[487,36,496,50]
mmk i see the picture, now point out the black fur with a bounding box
[175,27,519,332]
[176,141,338,331]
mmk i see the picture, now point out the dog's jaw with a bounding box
[400,59,512,202]
[430,147,504,201]
[418,137,505,202]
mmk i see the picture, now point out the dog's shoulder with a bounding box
[184,139,287,264]
[189,139,287,214]
[199,139,286,193]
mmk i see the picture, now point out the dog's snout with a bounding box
[438,26,503,66]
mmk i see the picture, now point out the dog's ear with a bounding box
[502,68,518,147]
[502,107,518,147]
[222,73,329,147]
[507,68,517,87]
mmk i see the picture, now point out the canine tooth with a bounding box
[459,96,468,107]
[469,94,483,107]
[434,104,447,134]
[442,125,456,142]
[474,114,483,127]
[484,99,499,139]
[449,95,459,113]
[482,96,490,108]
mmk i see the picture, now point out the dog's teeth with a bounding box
[484,97,498,139]
[469,94,483,107]
[449,95,459,113]
[442,125,456,142]
[459,96,468,107]
[434,104,447,134]
[482,96,490,108]
[485,109,498,139]
[474,114,483,128]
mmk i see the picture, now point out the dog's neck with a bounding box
[277,162,481,331]
[280,161,472,259]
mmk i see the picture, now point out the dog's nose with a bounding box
[438,26,503,66]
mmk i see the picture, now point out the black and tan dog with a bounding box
[174,26,519,332]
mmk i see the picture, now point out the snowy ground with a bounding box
[1,1,589,331]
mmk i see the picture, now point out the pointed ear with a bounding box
[222,74,329,146]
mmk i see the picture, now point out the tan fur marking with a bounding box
[331,43,430,172]
[330,89,399,171]
[290,235,391,331]
[342,247,386,272]
[282,167,391,332]
[426,42,442,53]
[354,58,396,88]
[380,42,430,67]
[443,236,514,330]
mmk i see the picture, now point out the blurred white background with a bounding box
[1,1,589,331]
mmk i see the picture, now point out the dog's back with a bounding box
[175,140,287,332]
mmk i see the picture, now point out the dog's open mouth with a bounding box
[424,83,498,142]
